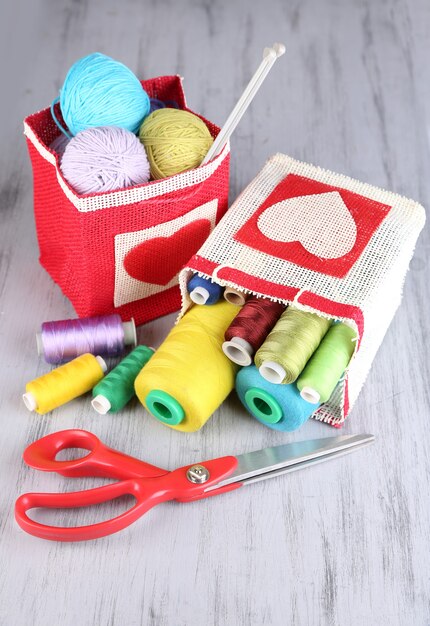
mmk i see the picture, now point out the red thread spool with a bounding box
[222,297,286,365]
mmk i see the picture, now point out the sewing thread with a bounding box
[223,297,286,366]
[134,301,239,432]
[23,354,107,415]
[297,323,357,403]
[92,346,154,414]
[255,308,331,384]
[236,365,317,431]
[37,314,136,364]
[223,287,248,306]
[187,274,223,305]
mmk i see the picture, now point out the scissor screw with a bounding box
[186,464,210,484]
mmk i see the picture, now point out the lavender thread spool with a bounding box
[36,314,137,364]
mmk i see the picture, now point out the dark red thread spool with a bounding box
[222,297,286,365]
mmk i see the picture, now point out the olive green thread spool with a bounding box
[255,308,331,384]
[92,346,154,414]
[297,323,357,404]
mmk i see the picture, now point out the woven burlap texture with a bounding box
[24,75,230,325]
[180,153,425,426]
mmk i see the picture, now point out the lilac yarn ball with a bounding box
[61,126,151,194]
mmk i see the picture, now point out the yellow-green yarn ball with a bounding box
[139,108,214,179]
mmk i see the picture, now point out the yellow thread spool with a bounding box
[23,354,107,415]
[134,301,239,432]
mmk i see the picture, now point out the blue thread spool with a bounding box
[235,365,318,431]
[52,53,150,138]
[187,274,223,305]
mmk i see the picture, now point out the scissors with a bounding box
[15,429,374,542]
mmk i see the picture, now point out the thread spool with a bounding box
[222,297,286,366]
[236,365,317,431]
[223,287,248,306]
[92,346,154,414]
[134,301,239,432]
[256,308,331,385]
[297,323,357,404]
[53,53,150,137]
[37,314,137,364]
[61,126,151,195]
[139,108,214,179]
[23,354,107,415]
[187,274,223,305]
[149,98,167,113]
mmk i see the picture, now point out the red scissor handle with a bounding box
[15,456,239,541]
[15,478,169,541]
[23,429,166,480]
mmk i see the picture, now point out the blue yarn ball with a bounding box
[236,365,318,431]
[59,53,150,136]
[187,274,223,305]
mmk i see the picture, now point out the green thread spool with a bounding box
[297,323,357,404]
[92,346,154,414]
[255,308,331,384]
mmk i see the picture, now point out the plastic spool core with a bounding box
[244,388,283,424]
[123,319,137,346]
[95,356,108,373]
[189,287,210,305]
[145,390,185,425]
[222,337,253,366]
[223,289,246,306]
[35,332,44,356]
[22,392,37,412]
[300,386,321,405]
[259,361,286,385]
[91,395,112,415]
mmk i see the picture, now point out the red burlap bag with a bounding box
[24,76,230,325]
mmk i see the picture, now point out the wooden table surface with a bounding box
[0,1,429,624]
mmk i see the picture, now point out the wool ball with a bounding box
[61,126,151,195]
[59,53,150,136]
[139,108,214,179]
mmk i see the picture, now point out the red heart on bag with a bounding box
[123,219,212,286]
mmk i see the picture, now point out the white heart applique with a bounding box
[257,191,357,259]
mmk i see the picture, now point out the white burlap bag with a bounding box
[180,153,425,426]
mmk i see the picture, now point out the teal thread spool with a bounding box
[297,323,357,404]
[236,365,318,431]
[92,346,154,414]
[255,308,331,384]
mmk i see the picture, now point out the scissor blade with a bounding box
[204,434,374,492]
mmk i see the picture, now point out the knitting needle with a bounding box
[201,42,286,165]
